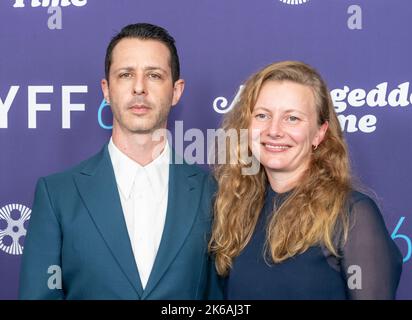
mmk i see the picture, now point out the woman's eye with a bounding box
[287,115,299,122]
[255,113,269,120]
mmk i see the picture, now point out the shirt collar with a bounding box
[108,138,170,200]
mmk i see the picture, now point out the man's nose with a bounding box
[132,74,147,95]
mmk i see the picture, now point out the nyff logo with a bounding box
[12,0,87,7]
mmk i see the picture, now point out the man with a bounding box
[19,23,223,299]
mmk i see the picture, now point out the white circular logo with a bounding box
[279,0,309,5]
[0,204,31,255]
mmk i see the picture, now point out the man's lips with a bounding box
[129,104,151,115]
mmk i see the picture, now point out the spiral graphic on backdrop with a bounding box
[213,85,245,114]
[213,97,230,114]
[0,204,31,255]
[279,0,309,5]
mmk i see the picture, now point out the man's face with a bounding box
[102,38,184,135]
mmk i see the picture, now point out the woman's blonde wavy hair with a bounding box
[209,61,352,276]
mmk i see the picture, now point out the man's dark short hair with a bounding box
[105,23,180,83]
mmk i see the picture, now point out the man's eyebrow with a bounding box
[144,66,168,74]
[112,66,168,73]
[112,66,134,73]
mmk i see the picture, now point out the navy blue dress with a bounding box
[225,187,403,300]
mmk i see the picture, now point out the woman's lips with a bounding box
[262,143,291,152]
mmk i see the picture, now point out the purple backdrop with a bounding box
[0,0,411,299]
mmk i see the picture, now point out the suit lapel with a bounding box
[141,157,201,299]
[73,145,143,298]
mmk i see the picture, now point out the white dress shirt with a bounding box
[108,138,169,289]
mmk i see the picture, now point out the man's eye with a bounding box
[148,73,162,80]
[119,73,132,78]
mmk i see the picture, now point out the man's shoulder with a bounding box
[170,154,216,190]
[179,161,208,175]
[41,145,106,184]
[172,158,212,181]
[182,163,217,194]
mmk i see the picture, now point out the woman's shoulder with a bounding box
[345,190,388,232]
[347,190,379,212]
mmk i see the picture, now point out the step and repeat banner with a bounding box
[0,0,411,299]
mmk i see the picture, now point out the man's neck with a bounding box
[112,129,167,166]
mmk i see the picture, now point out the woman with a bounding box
[209,61,403,299]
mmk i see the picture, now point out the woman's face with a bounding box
[249,80,328,180]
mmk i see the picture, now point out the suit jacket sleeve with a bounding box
[19,177,65,299]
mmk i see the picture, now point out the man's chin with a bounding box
[120,118,168,136]
[129,125,167,136]
[130,127,156,135]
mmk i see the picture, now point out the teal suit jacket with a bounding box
[19,144,223,299]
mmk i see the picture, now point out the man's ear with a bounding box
[101,79,110,104]
[171,79,185,106]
